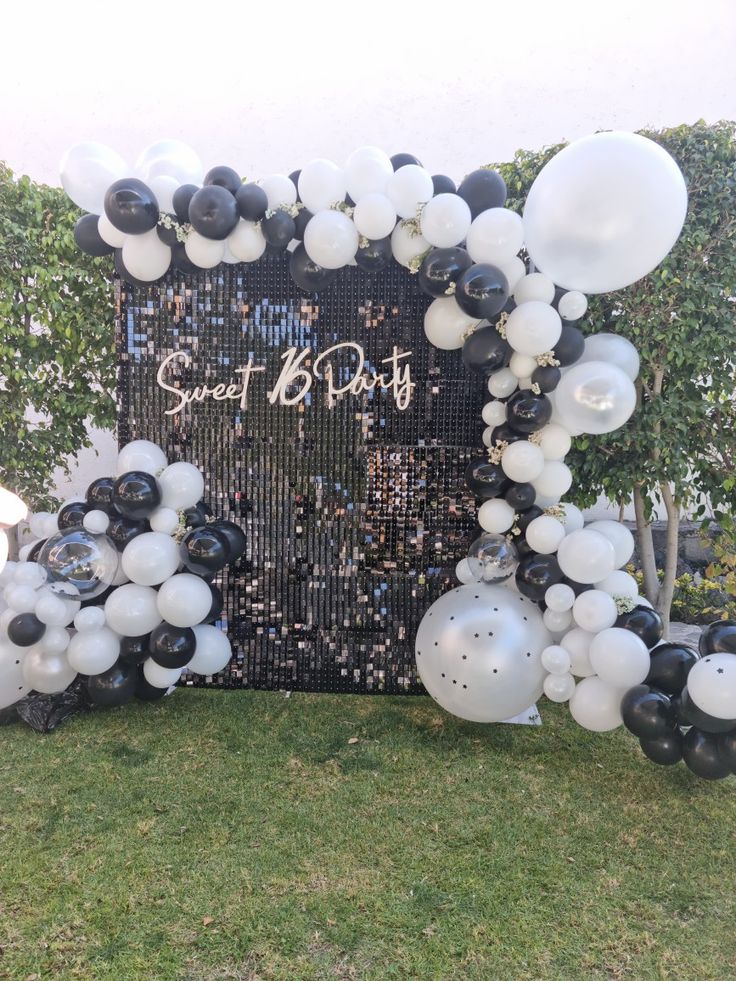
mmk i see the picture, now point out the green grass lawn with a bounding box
[1,690,734,980]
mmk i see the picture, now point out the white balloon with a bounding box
[586,519,635,568]
[148,508,179,536]
[98,213,127,248]
[0,561,17,586]
[481,427,495,449]
[545,583,576,612]
[304,210,359,269]
[60,142,128,214]
[22,647,77,694]
[227,220,266,262]
[390,221,430,269]
[589,627,650,687]
[557,529,616,584]
[557,291,588,321]
[538,424,572,461]
[481,400,507,428]
[561,627,596,677]
[541,644,572,674]
[29,512,53,540]
[523,131,687,294]
[532,461,573,504]
[558,503,585,533]
[135,140,203,186]
[477,498,516,534]
[188,624,232,675]
[578,333,640,381]
[117,440,167,477]
[465,208,524,266]
[513,273,555,306]
[344,146,393,201]
[259,174,297,211]
[455,558,479,585]
[157,574,212,629]
[74,607,106,632]
[555,361,637,435]
[352,193,397,240]
[420,194,471,248]
[543,608,573,633]
[298,159,346,213]
[386,165,434,218]
[687,653,736,720]
[0,641,31,708]
[83,510,110,535]
[104,583,162,635]
[573,590,618,632]
[508,352,537,379]
[67,627,120,675]
[44,582,81,622]
[487,368,518,399]
[498,256,526,292]
[595,569,639,600]
[122,228,171,282]
[501,441,545,483]
[5,584,38,613]
[423,297,477,351]
[157,462,204,511]
[122,532,180,586]
[40,625,71,655]
[526,515,566,554]
[34,591,72,626]
[506,302,562,356]
[143,658,182,689]
[544,672,576,702]
[14,562,46,588]
[148,175,179,215]
[185,231,225,269]
[569,675,624,731]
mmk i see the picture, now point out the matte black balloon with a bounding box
[74,213,114,257]
[391,153,422,170]
[645,643,699,695]
[417,247,472,298]
[455,264,509,320]
[87,658,137,707]
[106,514,148,552]
[188,185,239,240]
[173,184,199,222]
[149,622,196,669]
[171,242,199,275]
[289,244,338,291]
[621,684,677,739]
[515,538,536,560]
[119,634,151,665]
[718,730,736,772]
[531,364,561,393]
[204,165,242,196]
[683,727,732,780]
[562,577,594,597]
[515,505,543,536]
[86,476,116,514]
[156,216,181,247]
[113,471,161,521]
[516,554,563,602]
[456,169,507,218]
[462,325,511,376]
[204,582,224,624]
[135,667,169,701]
[464,458,509,499]
[675,687,736,733]
[490,423,526,447]
[104,178,159,234]
[57,500,90,530]
[616,605,664,649]
[354,236,393,273]
[431,174,456,195]
[506,391,552,434]
[235,183,269,222]
[504,483,536,511]
[288,169,302,195]
[639,730,684,766]
[261,211,296,249]
[7,613,45,647]
[699,620,736,656]
[211,519,247,563]
[180,525,230,576]
[293,207,314,241]
[27,538,46,562]
[552,324,585,367]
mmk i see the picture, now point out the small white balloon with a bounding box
[514,273,555,306]
[149,507,180,536]
[344,146,394,201]
[259,174,297,211]
[586,520,635,569]
[487,368,518,399]
[121,532,180,586]
[465,208,524,266]
[558,503,585,534]
[481,427,496,448]
[352,193,397,240]
[117,441,167,477]
[5,584,38,614]
[74,606,106,632]
[227,220,266,262]
[481,400,507,427]
[29,512,53,540]
[687,653,736,720]
[577,333,640,381]
[14,562,47,588]
[557,529,616,584]
[34,591,72,626]
[455,558,479,585]
[143,658,183,689]
[98,213,127,248]
[83,510,110,535]
[298,159,347,213]
[158,462,204,511]
[545,583,576,612]
[185,231,225,269]
[589,627,650,688]
[508,352,538,379]
[569,675,624,731]
[385,165,434,218]
[477,498,516,534]
[506,301,562,357]
[122,228,171,282]
[543,608,573,633]
[104,583,163,635]
[187,624,232,675]
[420,194,472,248]
[423,297,478,351]
[532,462,572,502]
[557,291,588,321]
[526,515,566,555]
[554,361,637,435]
[544,671,576,702]
[561,627,596,677]
[390,221,430,269]
[304,210,359,269]
[40,625,71,655]
[595,569,639,600]
[538,424,572,461]
[541,644,572,674]
[501,441,545,483]
[67,627,120,675]
[156,573,212,628]
[572,590,618,633]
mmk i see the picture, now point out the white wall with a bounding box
[3,0,735,514]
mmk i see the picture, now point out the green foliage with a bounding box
[628,566,736,622]
[0,162,113,510]
[705,509,736,611]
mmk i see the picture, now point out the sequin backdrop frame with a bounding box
[115,255,484,694]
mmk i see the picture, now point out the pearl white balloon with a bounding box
[555,361,637,435]
[513,273,555,306]
[0,641,31,708]
[67,627,120,675]
[74,606,106,632]
[509,352,537,379]
[44,582,81,622]
[586,519,635,568]
[5,584,38,613]
[22,647,77,694]
[595,569,639,600]
[465,208,524,266]
[143,658,182,689]
[577,333,640,381]
[304,210,359,269]
[122,229,171,282]
[149,507,180,536]
[60,142,128,214]
[423,297,478,351]
[498,256,526,292]
[561,627,596,677]
[188,624,232,675]
[157,462,204,511]
[344,146,393,201]
[83,510,110,535]
[259,174,297,211]
[558,503,585,534]
[478,498,516,534]
[98,213,128,248]
[14,562,46,588]
[487,368,518,399]
[386,165,434,218]
[544,608,573,633]
[420,194,472,248]
[156,574,212,628]
[557,529,616,584]
[135,140,203,186]
[523,131,687,294]
[122,532,180,586]
[532,462,573,504]
[298,159,347,213]
[455,558,479,585]
[185,231,225,269]
[569,675,624,731]
[544,672,576,702]
[526,515,566,554]
[506,302,562,356]
[34,591,72,626]
[541,644,572,674]
[481,400,507,427]
[573,590,618,632]
[557,291,588,321]
[227,220,266,262]
[104,583,163,635]
[117,441,167,477]
[352,193,397,240]
[538,424,572,461]
[687,653,736,720]
[390,221,430,269]
[148,175,179,215]
[481,427,495,448]
[545,583,576,612]
[40,625,71,655]
[589,627,650,687]
[501,441,545,483]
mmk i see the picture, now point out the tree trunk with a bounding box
[657,482,680,634]
[633,483,659,606]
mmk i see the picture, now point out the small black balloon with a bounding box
[183,502,211,529]
[516,554,563,602]
[119,634,151,665]
[74,213,114,257]
[455,264,509,320]
[719,730,736,772]
[293,207,313,241]
[211,519,247,563]
[504,483,536,511]
[289,244,338,291]
[531,364,561,393]
[171,242,199,274]
[104,178,159,234]
[616,605,664,649]
[106,514,148,552]
[431,174,456,195]
[188,185,239,240]
[149,622,196,669]
[204,582,224,624]
[173,184,199,222]
[235,183,269,222]
[646,643,699,695]
[57,500,90,530]
[180,526,230,576]
[113,471,161,521]
[456,169,507,218]
[621,685,678,739]
[204,165,242,196]
[515,505,543,536]
[135,667,169,701]
[391,153,422,170]
[464,459,509,499]
[7,613,45,647]
[675,687,736,733]
[156,216,181,247]
[562,576,593,597]
[490,423,526,447]
[515,538,536,560]
[261,211,295,249]
[355,236,393,273]
[87,659,137,707]
[86,477,116,514]
[552,324,585,367]
[288,169,302,194]
[639,730,684,766]
[683,727,733,780]
[462,325,511,376]
[506,391,552,434]
[417,247,472,298]
[699,620,736,656]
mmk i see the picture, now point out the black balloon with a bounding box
[184,501,212,529]
[562,577,593,597]
[456,169,507,217]
[156,216,180,247]
[27,538,46,562]
[699,620,736,656]
[515,538,535,560]
[7,613,45,647]
[515,505,543,536]
[506,391,552,434]
[171,242,199,275]
[86,476,116,514]
[289,244,338,291]
[639,730,684,766]
[135,667,169,701]
[490,423,526,447]
[616,605,664,649]
[204,582,224,624]
[552,324,585,367]
[118,634,151,664]
[354,236,393,273]
[87,659,137,707]
[621,685,677,739]
[418,247,473,298]
[516,553,563,602]
[211,520,247,562]
[531,364,561,393]
[455,264,509,320]
[390,153,422,170]
[104,178,159,234]
[180,525,230,576]
[188,185,239,240]
[675,687,736,734]
[235,183,269,222]
[645,643,699,695]
[113,471,161,520]
[464,459,509,499]
[57,500,90,530]
[106,514,147,552]
[172,184,199,222]
[462,325,511,376]
[74,213,114,257]
[504,483,536,511]
[431,174,456,195]
[149,623,196,669]
[204,165,242,196]
[293,206,314,241]
[683,727,732,780]
[718,730,736,772]
[261,211,295,250]
[288,169,302,196]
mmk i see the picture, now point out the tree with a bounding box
[0,163,114,511]
[494,121,736,629]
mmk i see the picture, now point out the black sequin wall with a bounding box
[116,254,484,694]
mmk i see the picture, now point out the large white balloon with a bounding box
[501,441,545,483]
[22,647,77,694]
[352,193,397,240]
[415,583,550,722]
[385,165,434,218]
[0,641,31,708]
[420,194,471,248]
[569,675,624,731]
[188,624,232,675]
[525,515,565,554]
[298,159,347,213]
[157,574,212,629]
[60,143,128,214]
[554,361,637,435]
[121,532,180,586]
[135,140,203,186]
[686,653,736,720]
[117,440,167,477]
[67,627,119,675]
[477,498,516,534]
[157,462,204,511]
[505,302,562,356]
[589,627,650,688]
[104,583,162,635]
[523,131,687,293]
[577,333,640,381]
[304,210,359,269]
[586,520,635,569]
[423,297,478,350]
[344,147,393,201]
[227,220,266,262]
[465,208,524,266]
[557,529,616,584]
[122,229,171,282]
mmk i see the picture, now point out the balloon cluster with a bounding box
[0,441,244,712]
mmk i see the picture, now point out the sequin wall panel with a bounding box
[116,255,484,694]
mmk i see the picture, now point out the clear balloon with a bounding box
[467,533,519,582]
[39,529,119,599]
[554,361,637,435]
[577,333,640,381]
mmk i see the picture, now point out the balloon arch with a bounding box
[2,136,736,781]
